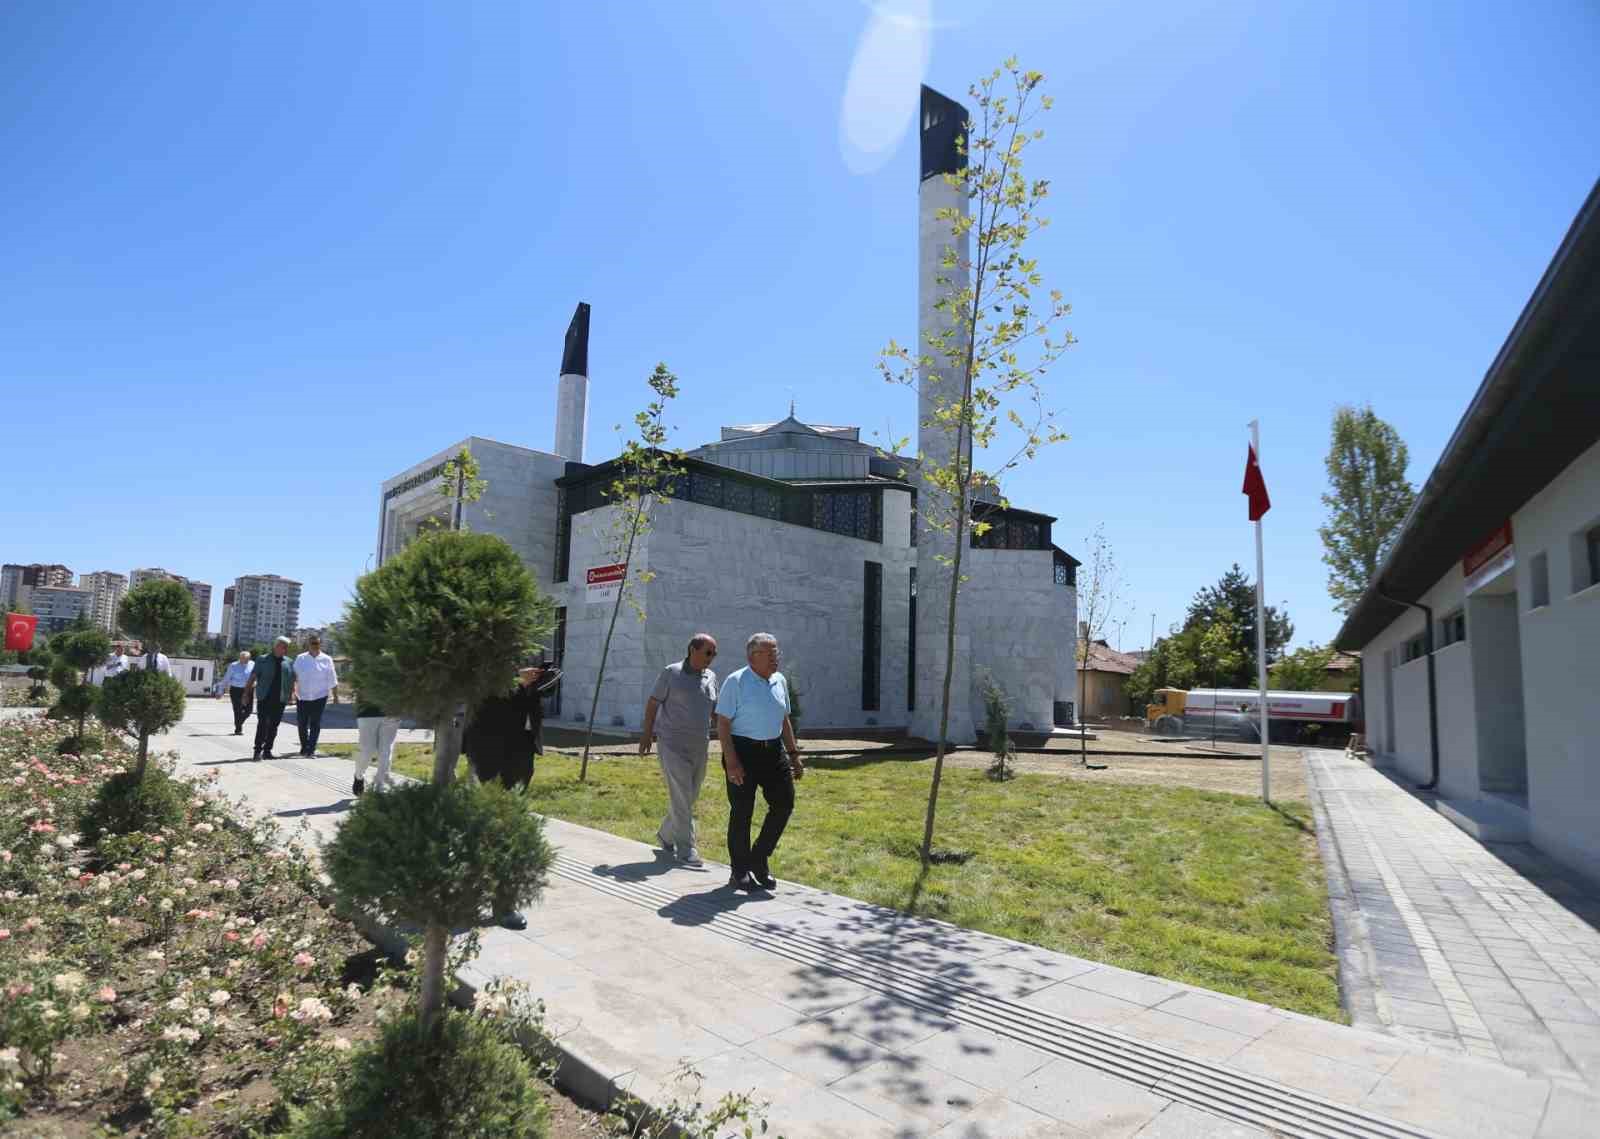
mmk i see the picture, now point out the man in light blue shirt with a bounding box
[222,651,254,735]
[715,632,804,892]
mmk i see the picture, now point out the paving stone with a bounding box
[1222,1037,1384,1105]
[1070,968,1185,1009]
[1132,1102,1267,1137]
[1115,1009,1253,1063]
[1536,1083,1600,1139]
[928,1094,1081,1138]
[898,1024,1054,1093]
[744,1015,893,1084]
[828,1055,987,1130]
[820,993,959,1051]
[1023,981,1147,1028]
[1153,991,1282,1040]
[1255,1017,1409,1073]
[1007,1056,1171,1136]
[755,1085,905,1138]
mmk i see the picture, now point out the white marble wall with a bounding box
[963,550,1077,731]
[554,374,588,462]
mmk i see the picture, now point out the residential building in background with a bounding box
[229,574,302,648]
[220,587,235,646]
[1339,182,1600,884]
[78,571,128,633]
[2,563,73,611]
[31,585,95,634]
[128,567,212,635]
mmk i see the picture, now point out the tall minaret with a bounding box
[909,85,975,745]
[553,302,591,462]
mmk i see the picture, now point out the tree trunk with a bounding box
[135,731,149,781]
[1079,637,1088,766]
[580,500,644,783]
[433,708,463,786]
[920,480,969,867]
[417,921,449,1038]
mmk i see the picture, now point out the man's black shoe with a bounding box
[729,870,758,891]
[751,863,777,890]
[233,728,242,736]
[251,750,261,761]
[262,750,274,759]
[352,777,364,797]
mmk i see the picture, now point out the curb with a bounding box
[1303,750,1387,1030]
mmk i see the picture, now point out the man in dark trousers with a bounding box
[464,660,561,928]
[243,637,294,760]
[715,633,804,892]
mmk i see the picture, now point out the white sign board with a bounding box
[585,563,626,604]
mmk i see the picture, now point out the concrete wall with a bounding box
[1467,593,1526,792]
[964,549,1072,732]
[1512,438,1600,882]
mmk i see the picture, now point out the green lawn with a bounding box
[324,742,1342,1021]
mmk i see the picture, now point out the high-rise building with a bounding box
[32,585,95,634]
[229,574,302,648]
[220,587,235,646]
[2,563,73,611]
[128,567,212,636]
[78,571,128,633]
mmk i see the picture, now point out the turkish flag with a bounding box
[5,613,38,652]
[1242,444,1271,521]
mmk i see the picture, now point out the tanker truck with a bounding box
[1146,687,1359,744]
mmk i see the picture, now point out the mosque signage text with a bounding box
[585,563,627,604]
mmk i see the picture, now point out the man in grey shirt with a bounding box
[640,633,719,867]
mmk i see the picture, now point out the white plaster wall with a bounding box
[552,497,916,732]
[1512,437,1600,883]
[554,374,588,462]
[963,549,1069,732]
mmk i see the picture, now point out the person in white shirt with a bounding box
[92,651,130,687]
[291,634,338,757]
[141,648,172,677]
[222,651,255,735]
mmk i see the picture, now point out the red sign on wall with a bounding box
[1462,521,1514,594]
[585,563,627,603]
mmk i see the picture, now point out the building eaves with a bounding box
[1335,180,1600,650]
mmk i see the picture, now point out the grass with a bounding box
[323,742,1343,1021]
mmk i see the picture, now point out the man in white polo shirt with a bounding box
[291,634,338,757]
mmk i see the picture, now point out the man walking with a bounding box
[352,691,399,797]
[715,633,803,891]
[640,634,719,867]
[291,633,338,757]
[244,636,293,759]
[222,651,254,734]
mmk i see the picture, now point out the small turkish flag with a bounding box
[5,613,38,652]
[1242,444,1271,521]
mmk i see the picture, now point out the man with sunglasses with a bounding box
[640,633,719,867]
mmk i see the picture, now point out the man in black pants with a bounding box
[715,633,804,891]
[243,637,293,760]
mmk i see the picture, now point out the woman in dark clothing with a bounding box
[464,663,562,792]
[465,662,561,930]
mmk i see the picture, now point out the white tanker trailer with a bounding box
[1146,687,1359,743]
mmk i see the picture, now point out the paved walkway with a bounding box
[1307,751,1600,1089]
[146,703,1595,1137]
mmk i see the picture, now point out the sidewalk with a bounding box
[156,702,1594,1137]
[1307,751,1600,1087]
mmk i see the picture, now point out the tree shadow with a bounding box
[1268,801,1312,834]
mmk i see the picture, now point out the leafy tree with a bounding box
[1183,564,1292,686]
[1074,525,1120,765]
[579,363,684,783]
[1319,405,1417,613]
[48,623,111,750]
[112,581,196,777]
[879,60,1072,866]
[1270,644,1337,692]
[339,529,554,1031]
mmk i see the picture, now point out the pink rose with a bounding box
[96,986,116,1003]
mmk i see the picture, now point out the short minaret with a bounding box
[553,302,591,462]
[909,85,975,745]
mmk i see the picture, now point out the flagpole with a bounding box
[1250,420,1270,803]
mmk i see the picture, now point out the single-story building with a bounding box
[1076,636,1141,719]
[1335,180,1600,884]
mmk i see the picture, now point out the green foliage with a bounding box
[98,667,186,776]
[46,624,112,748]
[287,1009,549,1138]
[325,780,554,933]
[79,764,191,838]
[1183,563,1293,685]
[341,530,553,728]
[48,680,96,724]
[418,447,489,536]
[118,579,197,653]
[1269,644,1338,692]
[979,671,1013,781]
[1320,405,1417,614]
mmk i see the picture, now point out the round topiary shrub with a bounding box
[98,667,186,777]
[325,780,554,929]
[80,765,190,838]
[289,1008,549,1138]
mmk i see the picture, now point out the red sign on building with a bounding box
[1462,521,1514,593]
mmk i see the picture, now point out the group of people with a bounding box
[640,631,803,894]
[220,634,341,762]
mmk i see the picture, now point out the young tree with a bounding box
[1319,405,1417,613]
[880,60,1072,865]
[339,529,555,1032]
[111,580,197,778]
[1074,525,1120,766]
[578,363,684,783]
[48,622,111,750]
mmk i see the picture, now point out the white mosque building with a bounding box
[377,87,1079,740]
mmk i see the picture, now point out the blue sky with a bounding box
[3,1,1596,649]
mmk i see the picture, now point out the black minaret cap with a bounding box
[920,85,969,182]
[560,302,590,376]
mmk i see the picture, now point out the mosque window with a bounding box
[862,561,882,711]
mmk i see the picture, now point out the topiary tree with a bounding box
[339,529,555,1033]
[119,579,197,663]
[99,668,186,779]
[47,623,112,751]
